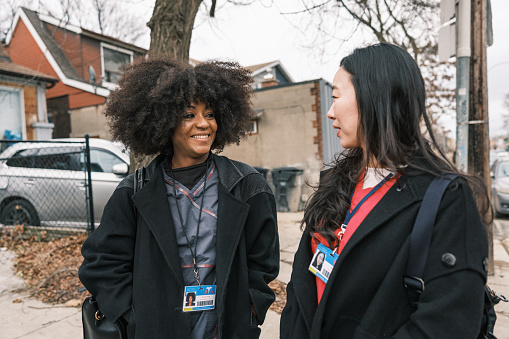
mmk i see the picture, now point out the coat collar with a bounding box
[212,154,257,193]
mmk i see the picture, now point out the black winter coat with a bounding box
[79,154,279,338]
[280,173,488,339]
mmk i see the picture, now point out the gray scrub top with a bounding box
[164,162,219,339]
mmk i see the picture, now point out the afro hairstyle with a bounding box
[104,55,254,156]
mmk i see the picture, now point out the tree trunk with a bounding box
[147,0,203,60]
[131,0,203,170]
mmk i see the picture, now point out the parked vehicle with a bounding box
[0,138,129,227]
[491,156,509,218]
[490,150,509,168]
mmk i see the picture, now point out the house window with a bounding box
[248,119,258,135]
[101,43,133,85]
[0,85,25,140]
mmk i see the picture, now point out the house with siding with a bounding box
[4,7,146,139]
[0,43,58,142]
[221,78,341,211]
[245,60,293,89]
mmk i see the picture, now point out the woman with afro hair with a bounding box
[79,56,279,339]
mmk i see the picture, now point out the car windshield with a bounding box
[496,161,509,178]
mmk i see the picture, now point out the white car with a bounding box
[0,138,129,228]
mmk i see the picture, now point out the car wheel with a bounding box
[0,200,40,226]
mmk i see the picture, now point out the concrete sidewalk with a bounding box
[1,212,508,338]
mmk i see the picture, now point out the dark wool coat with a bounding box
[280,172,489,339]
[79,154,279,339]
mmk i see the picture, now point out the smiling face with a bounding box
[327,67,363,150]
[171,101,217,168]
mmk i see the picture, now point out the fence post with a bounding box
[85,134,95,232]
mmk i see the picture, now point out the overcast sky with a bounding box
[6,0,509,139]
[123,0,509,139]
[486,0,509,139]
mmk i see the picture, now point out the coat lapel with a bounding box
[215,183,250,307]
[312,175,426,335]
[335,179,419,265]
[132,164,185,290]
[292,232,319,333]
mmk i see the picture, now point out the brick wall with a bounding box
[310,82,323,162]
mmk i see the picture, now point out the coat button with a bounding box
[483,257,489,272]
[441,253,456,268]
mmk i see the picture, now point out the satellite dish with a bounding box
[88,65,96,84]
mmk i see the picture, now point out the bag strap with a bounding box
[133,167,146,194]
[404,174,458,307]
[133,167,146,218]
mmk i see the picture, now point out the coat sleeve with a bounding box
[242,185,280,325]
[390,178,489,338]
[78,183,136,323]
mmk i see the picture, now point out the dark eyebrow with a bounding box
[186,104,213,110]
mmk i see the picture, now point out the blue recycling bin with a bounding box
[1,130,22,152]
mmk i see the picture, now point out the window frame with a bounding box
[247,119,258,135]
[0,85,26,140]
[100,42,134,89]
[80,147,126,173]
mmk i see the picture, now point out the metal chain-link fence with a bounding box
[0,139,90,237]
[0,137,130,261]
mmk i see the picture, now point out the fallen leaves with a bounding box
[269,279,287,314]
[0,226,90,305]
[1,226,288,313]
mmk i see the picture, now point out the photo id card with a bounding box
[182,285,216,312]
[308,243,339,284]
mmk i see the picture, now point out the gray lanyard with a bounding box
[170,157,210,286]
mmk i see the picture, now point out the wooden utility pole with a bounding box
[468,0,493,274]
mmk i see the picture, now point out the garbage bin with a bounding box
[254,167,268,179]
[271,167,304,212]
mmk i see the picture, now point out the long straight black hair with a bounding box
[303,43,490,246]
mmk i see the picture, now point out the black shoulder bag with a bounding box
[81,168,146,339]
[82,296,127,339]
[404,174,508,339]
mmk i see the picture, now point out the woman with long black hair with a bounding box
[280,43,490,338]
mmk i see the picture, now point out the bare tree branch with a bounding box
[279,0,333,15]
[210,0,217,17]
[93,0,105,34]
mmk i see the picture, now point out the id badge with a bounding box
[308,243,339,284]
[182,285,216,312]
